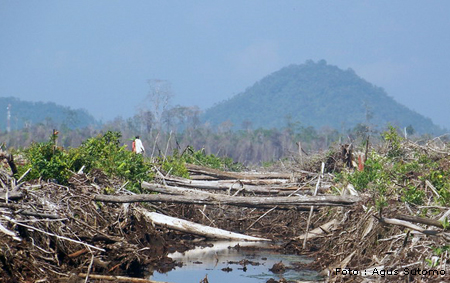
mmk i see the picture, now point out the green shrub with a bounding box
[345,151,388,191]
[401,185,425,205]
[160,155,190,178]
[21,140,72,184]
[19,131,153,192]
[157,146,243,178]
[382,125,404,159]
[182,146,243,171]
[68,131,153,192]
[423,170,450,205]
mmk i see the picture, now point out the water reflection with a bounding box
[150,241,322,283]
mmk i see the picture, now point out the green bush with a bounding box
[338,126,450,208]
[160,155,190,178]
[422,170,450,205]
[19,131,153,192]
[401,185,425,205]
[345,151,388,191]
[157,146,243,178]
[382,125,404,159]
[181,146,243,171]
[68,131,153,192]
[21,140,72,184]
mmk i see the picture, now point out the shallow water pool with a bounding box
[149,241,322,283]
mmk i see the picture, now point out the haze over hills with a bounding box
[0,97,98,131]
[1,60,444,137]
[202,60,444,135]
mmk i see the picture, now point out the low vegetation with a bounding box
[338,126,450,209]
[12,125,450,210]
[15,131,242,192]
[2,125,450,282]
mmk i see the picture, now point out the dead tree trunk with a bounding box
[94,193,359,208]
[138,208,270,241]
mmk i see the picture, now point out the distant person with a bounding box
[132,136,145,154]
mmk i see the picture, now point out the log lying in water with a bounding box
[137,208,270,241]
[94,192,359,207]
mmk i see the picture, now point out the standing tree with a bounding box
[143,79,173,132]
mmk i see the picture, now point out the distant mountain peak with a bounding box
[202,60,442,135]
[0,96,99,131]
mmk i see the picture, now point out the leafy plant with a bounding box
[19,131,153,192]
[160,154,190,178]
[401,185,425,205]
[425,258,439,268]
[427,245,450,267]
[68,131,153,192]
[21,140,72,184]
[182,146,243,171]
[157,146,243,178]
[440,218,450,230]
[381,126,404,159]
[344,151,388,191]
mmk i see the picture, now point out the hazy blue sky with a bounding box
[1,1,450,129]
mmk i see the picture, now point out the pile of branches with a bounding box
[0,168,175,282]
[295,137,450,282]
[0,146,349,282]
[301,198,450,282]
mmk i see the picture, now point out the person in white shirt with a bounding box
[132,136,145,154]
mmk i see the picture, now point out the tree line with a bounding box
[1,78,437,165]
[1,105,433,166]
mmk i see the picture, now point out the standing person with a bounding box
[133,136,145,154]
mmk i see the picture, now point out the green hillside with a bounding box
[0,97,99,131]
[202,60,443,135]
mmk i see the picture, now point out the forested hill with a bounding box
[0,97,99,131]
[202,60,443,135]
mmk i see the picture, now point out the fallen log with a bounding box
[0,222,21,241]
[0,191,24,201]
[94,193,359,207]
[19,210,60,219]
[143,181,319,210]
[378,217,439,235]
[160,177,287,194]
[294,219,339,240]
[186,164,250,180]
[394,214,448,230]
[142,182,211,196]
[138,208,270,241]
[78,273,170,283]
[186,164,298,180]
[159,176,330,195]
[143,181,302,198]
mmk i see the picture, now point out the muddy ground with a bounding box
[1,151,450,283]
